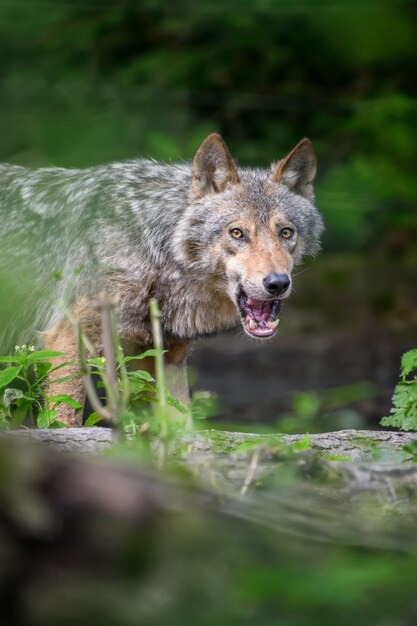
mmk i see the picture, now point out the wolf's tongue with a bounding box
[246,297,269,322]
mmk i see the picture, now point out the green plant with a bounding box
[0,344,80,429]
[277,383,372,434]
[0,340,191,438]
[0,297,199,458]
[381,349,417,431]
[76,297,191,463]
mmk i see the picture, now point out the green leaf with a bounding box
[127,377,155,396]
[380,366,417,431]
[129,370,155,382]
[0,365,22,388]
[380,414,400,428]
[0,356,20,363]
[49,394,82,409]
[403,441,417,461]
[166,390,188,415]
[48,420,68,429]
[87,357,105,367]
[27,350,65,362]
[84,412,102,427]
[292,434,311,451]
[392,381,413,404]
[234,440,263,454]
[124,349,167,362]
[3,388,24,410]
[401,349,417,379]
[381,408,417,431]
[33,361,52,380]
[37,408,58,429]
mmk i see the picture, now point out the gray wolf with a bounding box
[0,134,323,425]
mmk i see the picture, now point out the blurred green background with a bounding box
[0,0,416,427]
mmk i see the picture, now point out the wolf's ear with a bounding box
[271,138,317,200]
[192,133,240,199]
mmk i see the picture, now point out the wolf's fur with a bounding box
[0,134,323,425]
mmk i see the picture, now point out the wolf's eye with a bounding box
[230,228,244,239]
[280,227,294,240]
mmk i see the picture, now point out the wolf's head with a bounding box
[174,133,323,339]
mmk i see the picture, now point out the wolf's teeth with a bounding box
[267,319,280,329]
[248,319,258,330]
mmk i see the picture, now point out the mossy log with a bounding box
[5,426,417,458]
[3,427,417,497]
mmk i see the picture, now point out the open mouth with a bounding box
[237,288,281,338]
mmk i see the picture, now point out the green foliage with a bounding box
[277,383,371,434]
[190,390,220,422]
[0,340,192,443]
[403,440,417,462]
[0,0,415,252]
[292,434,311,451]
[381,349,417,431]
[0,344,79,429]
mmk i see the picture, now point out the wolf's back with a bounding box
[0,164,95,348]
[0,159,191,349]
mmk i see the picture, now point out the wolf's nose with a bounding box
[263,273,290,296]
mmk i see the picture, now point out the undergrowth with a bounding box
[0,298,214,466]
[380,349,417,431]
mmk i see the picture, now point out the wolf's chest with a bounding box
[160,288,239,340]
[115,275,239,344]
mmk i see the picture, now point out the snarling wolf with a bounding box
[0,134,323,425]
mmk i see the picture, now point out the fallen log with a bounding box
[3,427,417,496]
[4,426,417,458]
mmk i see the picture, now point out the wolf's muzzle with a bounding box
[263,273,291,296]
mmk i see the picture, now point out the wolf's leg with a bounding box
[43,320,87,427]
[44,298,104,426]
[165,343,190,406]
[165,362,189,406]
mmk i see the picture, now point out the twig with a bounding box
[76,292,125,439]
[76,322,113,423]
[149,299,167,410]
[240,448,260,496]
[149,298,168,467]
[97,291,120,419]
